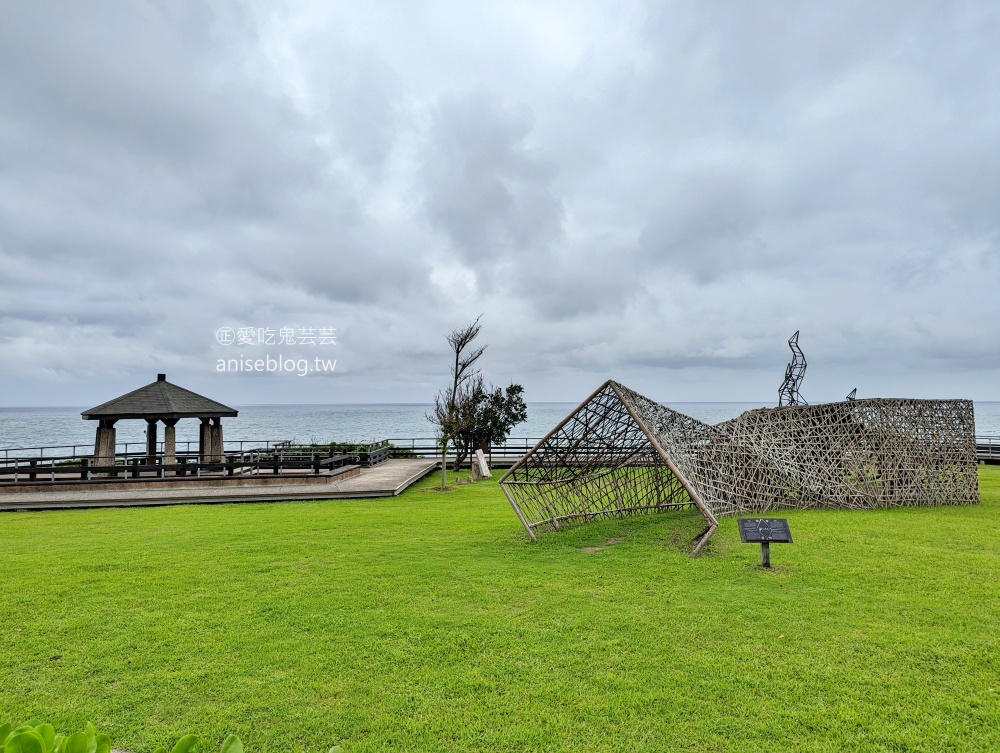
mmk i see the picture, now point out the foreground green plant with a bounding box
[1,726,342,753]
[152,734,206,753]
[0,721,109,753]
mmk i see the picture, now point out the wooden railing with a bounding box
[0,451,358,484]
[384,437,543,459]
[0,439,295,463]
[0,436,547,484]
[976,436,1000,462]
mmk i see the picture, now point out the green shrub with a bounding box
[0,721,110,753]
[1,725,343,753]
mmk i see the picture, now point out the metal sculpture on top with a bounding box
[778,331,808,406]
[846,388,857,401]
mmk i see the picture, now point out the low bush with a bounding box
[0,724,342,753]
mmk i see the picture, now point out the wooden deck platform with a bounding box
[0,459,438,511]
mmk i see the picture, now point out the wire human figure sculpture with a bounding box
[778,331,807,406]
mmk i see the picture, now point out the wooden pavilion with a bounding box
[82,374,237,467]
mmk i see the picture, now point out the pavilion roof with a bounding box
[82,374,238,421]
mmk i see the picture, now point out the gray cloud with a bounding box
[422,90,564,276]
[1,0,999,408]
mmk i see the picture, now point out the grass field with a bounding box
[1,467,999,752]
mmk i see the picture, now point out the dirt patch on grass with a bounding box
[581,536,626,553]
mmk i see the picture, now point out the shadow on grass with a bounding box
[531,507,716,556]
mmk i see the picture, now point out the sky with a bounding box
[1,1,999,407]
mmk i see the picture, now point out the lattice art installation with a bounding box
[499,380,978,554]
[778,331,808,406]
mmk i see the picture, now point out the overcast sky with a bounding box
[2,1,999,407]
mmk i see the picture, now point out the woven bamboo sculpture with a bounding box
[499,380,978,554]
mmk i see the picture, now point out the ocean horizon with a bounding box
[2,401,1000,452]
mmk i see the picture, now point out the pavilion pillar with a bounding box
[146,419,158,464]
[199,418,211,463]
[163,419,178,469]
[211,417,224,462]
[93,419,117,470]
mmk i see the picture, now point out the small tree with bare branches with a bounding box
[429,316,486,489]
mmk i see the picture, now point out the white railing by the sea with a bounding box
[976,435,1000,462]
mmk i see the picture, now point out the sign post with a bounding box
[737,518,793,568]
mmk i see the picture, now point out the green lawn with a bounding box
[2,467,999,752]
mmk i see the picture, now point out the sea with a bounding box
[2,401,1000,453]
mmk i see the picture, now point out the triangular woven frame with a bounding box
[499,380,978,556]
